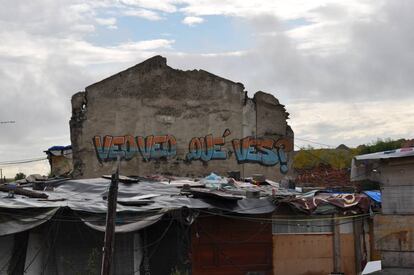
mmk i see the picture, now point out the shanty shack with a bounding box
[352,146,414,274]
[272,191,376,275]
[0,175,378,275]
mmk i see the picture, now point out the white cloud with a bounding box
[182,16,204,26]
[178,0,364,19]
[0,0,413,177]
[288,100,414,147]
[0,0,178,177]
[116,39,175,50]
[118,0,177,13]
[123,8,163,20]
[96,17,118,29]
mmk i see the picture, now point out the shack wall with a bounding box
[272,234,356,275]
[359,156,414,272]
[374,214,414,268]
[191,215,273,275]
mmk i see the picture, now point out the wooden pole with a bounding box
[101,157,120,275]
[332,214,342,274]
[353,217,363,274]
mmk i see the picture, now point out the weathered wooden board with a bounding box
[272,234,356,275]
[374,214,414,251]
[382,186,414,214]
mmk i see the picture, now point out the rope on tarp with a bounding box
[198,209,372,224]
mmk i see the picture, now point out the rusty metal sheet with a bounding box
[192,215,273,275]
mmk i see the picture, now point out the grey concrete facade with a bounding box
[70,56,293,179]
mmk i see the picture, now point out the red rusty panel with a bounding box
[191,215,272,275]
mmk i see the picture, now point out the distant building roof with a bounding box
[336,144,351,151]
[354,147,414,161]
[47,145,72,151]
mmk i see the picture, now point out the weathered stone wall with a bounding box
[50,155,73,177]
[70,56,293,180]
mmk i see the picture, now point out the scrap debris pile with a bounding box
[295,164,352,187]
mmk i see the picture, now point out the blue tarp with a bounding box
[47,145,72,151]
[363,190,381,203]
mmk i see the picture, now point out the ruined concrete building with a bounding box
[44,145,73,177]
[70,56,293,180]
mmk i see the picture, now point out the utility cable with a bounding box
[133,218,175,274]
[23,215,58,273]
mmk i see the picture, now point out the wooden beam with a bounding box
[100,158,120,275]
[353,218,363,274]
[332,214,342,273]
[0,184,48,198]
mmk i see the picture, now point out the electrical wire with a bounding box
[0,206,216,224]
[133,218,175,274]
[40,219,61,275]
[195,218,269,244]
[0,206,372,227]
[23,215,58,273]
[0,150,73,166]
[0,157,48,166]
[194,221,247,273]
[0,205,371,272]
[198,209,371,224]
[295,137,334,148]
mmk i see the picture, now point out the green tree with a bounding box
[356,138,406,155]
[293,147,356,169]
[14,172,26,180]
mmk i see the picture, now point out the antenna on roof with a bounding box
[0,121,16,124]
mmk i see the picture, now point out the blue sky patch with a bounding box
[87,13,251,53]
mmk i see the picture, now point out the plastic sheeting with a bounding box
[0,178,276,235]
[364,190,382,203]
[78,210,167,232]
[0,207,58,236]
[280,192,371,215]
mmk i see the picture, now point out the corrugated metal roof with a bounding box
[355,147,414,161]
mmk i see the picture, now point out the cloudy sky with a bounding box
[0,0,413,177]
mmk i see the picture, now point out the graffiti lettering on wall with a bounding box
[93,129,293,173]
[93,135,177,161]
[231,137,289,173]
[186,129,231,161]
